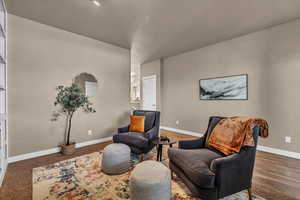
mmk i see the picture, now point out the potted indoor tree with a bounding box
[52,83,96,155]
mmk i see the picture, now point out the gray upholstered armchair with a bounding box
[113,110,160,159]
[168,116,260,200]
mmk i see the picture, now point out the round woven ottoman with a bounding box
[101,143,131,175]
[130,160,171,200]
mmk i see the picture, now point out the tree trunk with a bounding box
[66,113,73,145]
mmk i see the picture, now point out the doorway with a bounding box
[142,75,156,111]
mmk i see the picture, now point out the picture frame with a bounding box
[199,74,248,100]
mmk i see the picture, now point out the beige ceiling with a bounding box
[6,0,300,64]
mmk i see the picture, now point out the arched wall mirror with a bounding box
[74,73,98,97]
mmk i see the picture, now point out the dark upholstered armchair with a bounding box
[113,110,160,159]
[168,116,260,200]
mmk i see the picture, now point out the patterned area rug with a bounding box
[33,152,266,200]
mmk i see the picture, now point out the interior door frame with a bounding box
[142,75,157,111]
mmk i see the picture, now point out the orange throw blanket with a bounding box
[208,117,269,155]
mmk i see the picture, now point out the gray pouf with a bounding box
[130,160,171,200]
[101,143,131,175]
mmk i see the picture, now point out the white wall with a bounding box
[159,19,300,153]
[8,15,131,156]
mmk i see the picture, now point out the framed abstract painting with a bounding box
[199,74,248,100]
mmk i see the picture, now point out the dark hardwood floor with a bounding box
[0,130,300,200]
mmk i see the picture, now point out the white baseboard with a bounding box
[256,145,300,160]
[8,147,60,164]
[161,126,300,160]
[160,126,203,137]
[75,137,112,148]
[0,160,7,186]
[8,136,112,163]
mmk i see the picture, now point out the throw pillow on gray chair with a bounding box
[113,110,160,161]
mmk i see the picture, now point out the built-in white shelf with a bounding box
[0,55,5,65]
[0,18,4,67]
[0,9,4,35]
[0,114,6,122]
[0,0,7,187]
[0,25,4,39]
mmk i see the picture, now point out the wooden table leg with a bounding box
[171,170,174,180]
[159,145,163,161]
[248,188,253,200]
[140,154,144,162]
[156,145,160,161]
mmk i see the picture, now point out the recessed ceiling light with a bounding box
[92,0,101,7]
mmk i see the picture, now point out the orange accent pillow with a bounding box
[129,115,145,133]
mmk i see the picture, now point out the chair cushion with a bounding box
[134,111,156,132]
[113,132,149,149]
[168,148,223,188]
[129,115,145,133]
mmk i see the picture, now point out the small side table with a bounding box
[153,138,177,161]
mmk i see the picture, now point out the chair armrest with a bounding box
[210,153,241,172]
[118,125,130,134]
[178,136,205,149]
[210,148,255,172]
[144,127,159,141]
[210,148,256,193]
